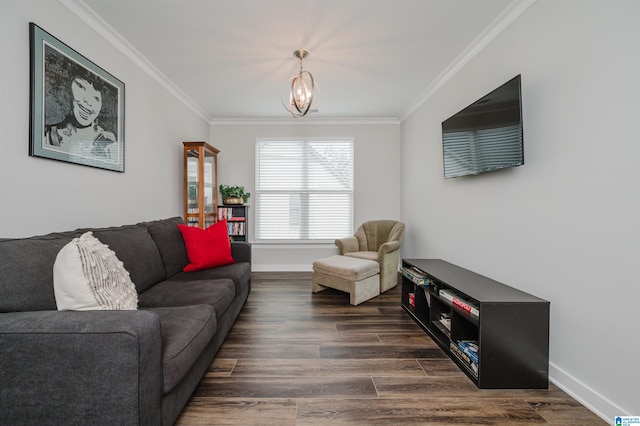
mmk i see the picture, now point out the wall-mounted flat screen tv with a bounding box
[442,75,523,179]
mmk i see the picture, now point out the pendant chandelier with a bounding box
[282,49,317,118]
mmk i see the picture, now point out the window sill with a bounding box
[252,241,336,249]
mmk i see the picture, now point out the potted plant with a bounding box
[219,184,250,205]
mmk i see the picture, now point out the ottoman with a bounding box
[312,255,380,305]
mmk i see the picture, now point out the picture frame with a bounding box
[29,23,125,172]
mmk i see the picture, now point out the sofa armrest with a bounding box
[0,310,163,426]
[231,241,252,264]
[335,236,359,254]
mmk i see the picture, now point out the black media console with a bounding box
[401,258,550,389]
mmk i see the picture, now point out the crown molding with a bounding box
[209,117,401,126]
[399,0,537,122]
[58,0,211,122]
[56,0,399,126]
[58,0,535,126]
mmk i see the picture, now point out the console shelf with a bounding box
[401,258,549,389]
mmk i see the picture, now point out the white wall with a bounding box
[401,0,639,419]
[0,0,209,237]
[210,121,402,271]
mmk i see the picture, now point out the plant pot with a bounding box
[222,197,244,205]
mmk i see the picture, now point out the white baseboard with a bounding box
[549,361,626,423]
[252,265,313,272]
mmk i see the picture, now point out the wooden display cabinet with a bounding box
[183,141,219,228]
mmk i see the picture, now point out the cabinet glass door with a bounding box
[187,152,199,210]
[183,142,219,228]
[203,150,217,227]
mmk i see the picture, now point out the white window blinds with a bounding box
[255,139,354,242]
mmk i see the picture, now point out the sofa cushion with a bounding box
[169,262,251,296]
[53,232,138,311]
[92,225,166,294]
[141,217,189,279]
[178,221,235,272]
[0,235,70,312]
[139,279,235,320]
[143,305,216,393]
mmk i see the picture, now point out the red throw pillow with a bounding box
[178,220,235,272]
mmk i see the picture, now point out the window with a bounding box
[255,139,354,243]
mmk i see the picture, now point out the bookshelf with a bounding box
[401,258,549,389]
[218,205,248,241]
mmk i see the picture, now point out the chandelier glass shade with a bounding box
[283,50,317,118]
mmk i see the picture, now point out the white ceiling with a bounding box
[69,0,534,121]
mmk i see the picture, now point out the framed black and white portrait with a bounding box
[29,23,125,172]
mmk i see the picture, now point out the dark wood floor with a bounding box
[176,272,605,425]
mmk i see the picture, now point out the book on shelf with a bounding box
[457,340,479,363]
[400,266,429,286]
[408,292,415,308]
[439,289,455,302]
[227,221,245,235]
[218,206,246,221]
[450,341,478,378]
[439,289,479,319]
[423,287,431,307]
[438,314,451,331]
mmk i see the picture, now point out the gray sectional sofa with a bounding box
[0,217,251,425]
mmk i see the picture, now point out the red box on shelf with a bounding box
[408,292,415,307]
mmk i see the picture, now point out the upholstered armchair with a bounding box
[335,220,405,293]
